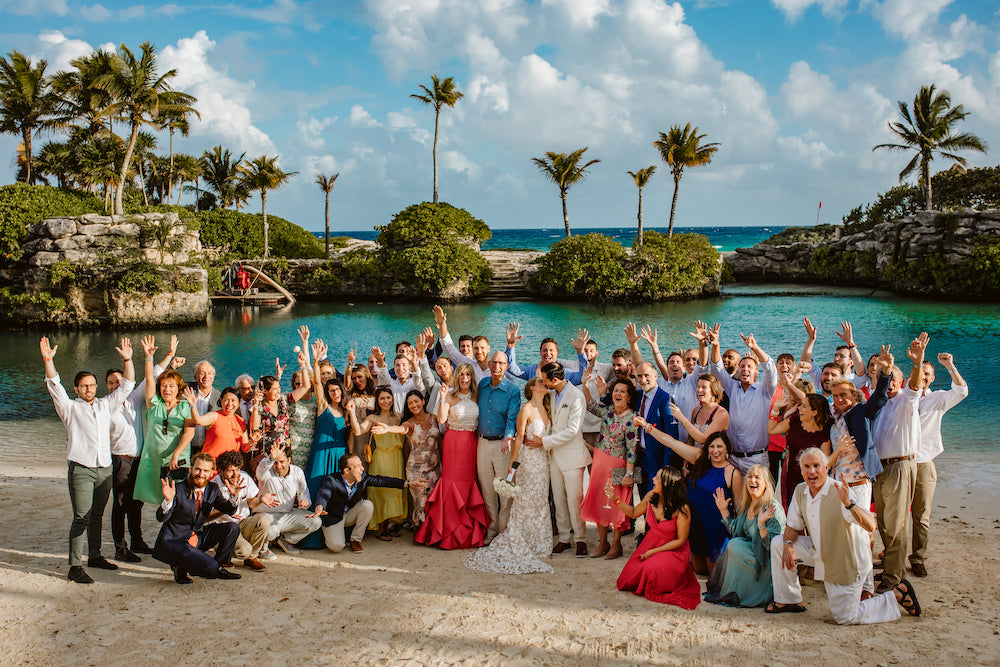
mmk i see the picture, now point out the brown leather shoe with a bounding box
[243,558,266,571]
[552,541,571,554]
[910,561,928,577]
[350,540,364,553]
[575,542,588,558]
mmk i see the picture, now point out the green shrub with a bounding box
[633,232,720,299]
[197,209,324,259]
[112,261,167,293]
[384,238,492,295]
[376,202,491,248]
[763,224,838,245]
[530,233,629,300]
[0,286,68,313]
[0,183,106,260]
[49,259,77,288]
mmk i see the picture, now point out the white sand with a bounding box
[1,451,999,666]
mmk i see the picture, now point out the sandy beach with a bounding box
[1,444,998,667]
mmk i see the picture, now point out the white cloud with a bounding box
[117,4,147,20]
[770,0,849,22]
[79,4,113,21]
[387,109,431,145]
[349,105,381,127]
[297,116,337,149]
[0,0,68,16]
[778,135,835,169]
[865,0,952,40]
[542,0,613,29]
[30,31,99,71]
[442,150,481,178]
[154,3,186,17]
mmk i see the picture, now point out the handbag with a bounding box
[611,464,642,487]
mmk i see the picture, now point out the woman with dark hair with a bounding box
[345,349,376,461]
[354,385,406,540]
[248,374,290,473]
[609,466,701,609]
[579,368,641,560]
[669,374,730,445]
[187,386,253,461]
[134,335,195,505]
[685,431,742,575]
[768,387,832,512]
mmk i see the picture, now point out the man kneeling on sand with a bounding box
[211,450,280,571]
[308,454,419,553]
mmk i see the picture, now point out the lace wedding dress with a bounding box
[463,418,554,574]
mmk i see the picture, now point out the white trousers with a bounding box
[477,436,513,541]
[550,461,585,544]
[769,534,900,624]
[264,509,322,544]
[321,500,375,552]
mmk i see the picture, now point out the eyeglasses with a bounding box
[488,361,507,366]
[161,418,169,435]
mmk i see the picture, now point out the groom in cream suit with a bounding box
[528,361,593,558]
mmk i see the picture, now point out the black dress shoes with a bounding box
[115,548,142,563]
[68,566,94,584]
[173,566,193,584]
[216,568,241,580]
[131,541,153,554]
[87,556,119,570]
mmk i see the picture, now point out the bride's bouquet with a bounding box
[493,461,521,500]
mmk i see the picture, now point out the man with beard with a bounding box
[434,305,495,383]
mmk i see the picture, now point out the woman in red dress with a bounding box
[609,466,701,609]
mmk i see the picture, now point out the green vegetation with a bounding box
[0,286,67,313]
[763,224,838,245]
[376,201,491,247]
[197,208,325,259]
[529,231,720,302]
[0,183,105,259]
[654,123,720,237]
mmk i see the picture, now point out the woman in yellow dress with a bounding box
[354,385,406,540]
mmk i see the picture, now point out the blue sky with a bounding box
[1,0,998,233]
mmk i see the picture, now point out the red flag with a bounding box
[818,201,822,208]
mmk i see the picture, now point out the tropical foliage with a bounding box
[0,51,58,185]
[532,148,600,238]
[411,74,464,204]
[0,183,105,259]
[240,154,297,257]
[874,84,987,210]
[196,208,324,259]
[654,123,719,237]
[627,166,656,247]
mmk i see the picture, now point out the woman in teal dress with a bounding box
[300,342,356,548]
[704,464,786,608]
[133,335,194,505]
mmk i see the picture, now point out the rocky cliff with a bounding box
[1,212,209,328]
[725,209,1000,300]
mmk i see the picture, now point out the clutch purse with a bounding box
[611,465,642,487]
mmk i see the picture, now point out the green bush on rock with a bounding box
[376,202,491,248]
[0,184,106,260]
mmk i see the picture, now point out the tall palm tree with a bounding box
[157,105,199,203]
[410,74,463,203]
[172,152,201,205]
[201,145,245,209]
[315,172,340,255]
[531,147,600,238]
[654,123,720,237]
[627,166,656,247]
[0,50,59,184]
[51,50,116,138]
[94,41,197,215]
[241,155,297,258]
[874,84,987,210]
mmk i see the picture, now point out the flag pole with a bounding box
[816,201,822,225]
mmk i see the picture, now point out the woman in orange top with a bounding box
[187,387,254,460]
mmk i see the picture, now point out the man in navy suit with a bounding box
[153,452,242,584]
[634,361,680,492]
[308,454,417,553]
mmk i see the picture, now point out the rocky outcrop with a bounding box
[725,209,1000,300]
[1,213,208,329]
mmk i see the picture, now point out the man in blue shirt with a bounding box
[477,351,521,544]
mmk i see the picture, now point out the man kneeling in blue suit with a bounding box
[153,452,242,584]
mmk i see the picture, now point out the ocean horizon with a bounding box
[315,225,787,253]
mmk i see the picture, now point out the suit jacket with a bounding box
[153,480,237,562]
[313,471,405,527]
[841,371,890,479]
[542,382,592,471]
[636,387,679,449]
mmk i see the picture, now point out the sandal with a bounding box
[590,544,610,559]
[765,602,806,614]
[388,524,402,537]
[377,532,393,542]
[896,578,921,617]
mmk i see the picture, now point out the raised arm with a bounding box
[641,325,671,380]
[142,335,158,409]
[835,321,865,378]
[181,387,217,427]
[672,402,729,444]
[906,332,929,391]
[624,322,642,367]
[313,339,329,413]
[634,415,703,464]
[800,317,817,365]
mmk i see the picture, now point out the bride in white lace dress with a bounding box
[464,377,554,574]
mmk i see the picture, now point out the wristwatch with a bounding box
[845,501,857,511]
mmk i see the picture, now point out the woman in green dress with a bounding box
[703,464,786,608]
[133,335,194,505]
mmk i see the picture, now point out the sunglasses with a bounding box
[161,418,169,435]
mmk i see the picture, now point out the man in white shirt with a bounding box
[768,448,921,622]
[373,345,425,413]
[212,450,279,571]
[42,336,136,584]
[910,352,968,577]
[871,332,928,593]
[433,304,494,383]
[190,360,220,452]
[254,444,321,554]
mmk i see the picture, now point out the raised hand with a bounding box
[298,324,310,343]
[593,375,607,396]
[624,322,640,345]
[115,337,133,360]
[907,332,929,365]
[260,492,280,508]
[432,305,446,329]
[803,317,817,341]
[421,327,436,349]
[40,337,58,360]
[168,334,179,357]
[181,386,199,406]
[296,350,307,369]
[876,344,893,372]
[269,443,283,461]
[572,327,590,353]
[161,477,176,503]
[668,402,684,421]
[170,356,186,369]
[370,346,385,367]
[834,474,851,506]
[740,332,757,350]
[707,323,721,346]
[712,487,729,514]
[640,324,658,347]
[313,339,328,362]
[439,385,450,401]
[937,352,954,368]
[835,321,854,346]
[758,504,776,528]
[141,335,156,358]
[414,331,428,358]
[275,357,287,380]
[506,322,522,347]
[689,320,708,343]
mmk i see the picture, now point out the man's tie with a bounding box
[640,394,647,419]
[188,489,203,547]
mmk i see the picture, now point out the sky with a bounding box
[1,0,998,234]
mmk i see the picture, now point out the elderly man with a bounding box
[768,448,921,622]
[189,360,220,452]
[505,323,590,385]
[476,350,521,543]
[627,323,699,443]
[210,450,279,571]
[254,444,322,554]
[235,374,255,422]
[871,333,928,593]
[632,358,679,490]
[43,336,136,584]
[911,352,968,577]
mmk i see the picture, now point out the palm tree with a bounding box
[51,50,116,138]
[35,140,73,187]
[94,41,197,215]
[157,105,199,203]
[201,145,245,209]
[410,74,464,203]
[627,166,656,247]
[654,123,720,237]
[531,147,600,238]
[315,172,340,255]
[241,155,297,258]
[172,152,201,205]
[874,84,987,210]
[0,50,59,184]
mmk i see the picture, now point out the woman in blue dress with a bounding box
[299,341,356,548]
[704,464,785,607]
[685,432,742,575]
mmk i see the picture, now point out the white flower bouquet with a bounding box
[493,461,521,500]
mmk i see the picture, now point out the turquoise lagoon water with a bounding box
[2,284,996,460]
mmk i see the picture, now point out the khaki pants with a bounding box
[477,436,512,542]
[233,514,271,560]
[67,462,113,567]
[873,459,917,589]
[909,461,937,565]
[550,461,586,544]
[321,500,375,552]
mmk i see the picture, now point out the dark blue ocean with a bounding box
[323,226,783,253]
